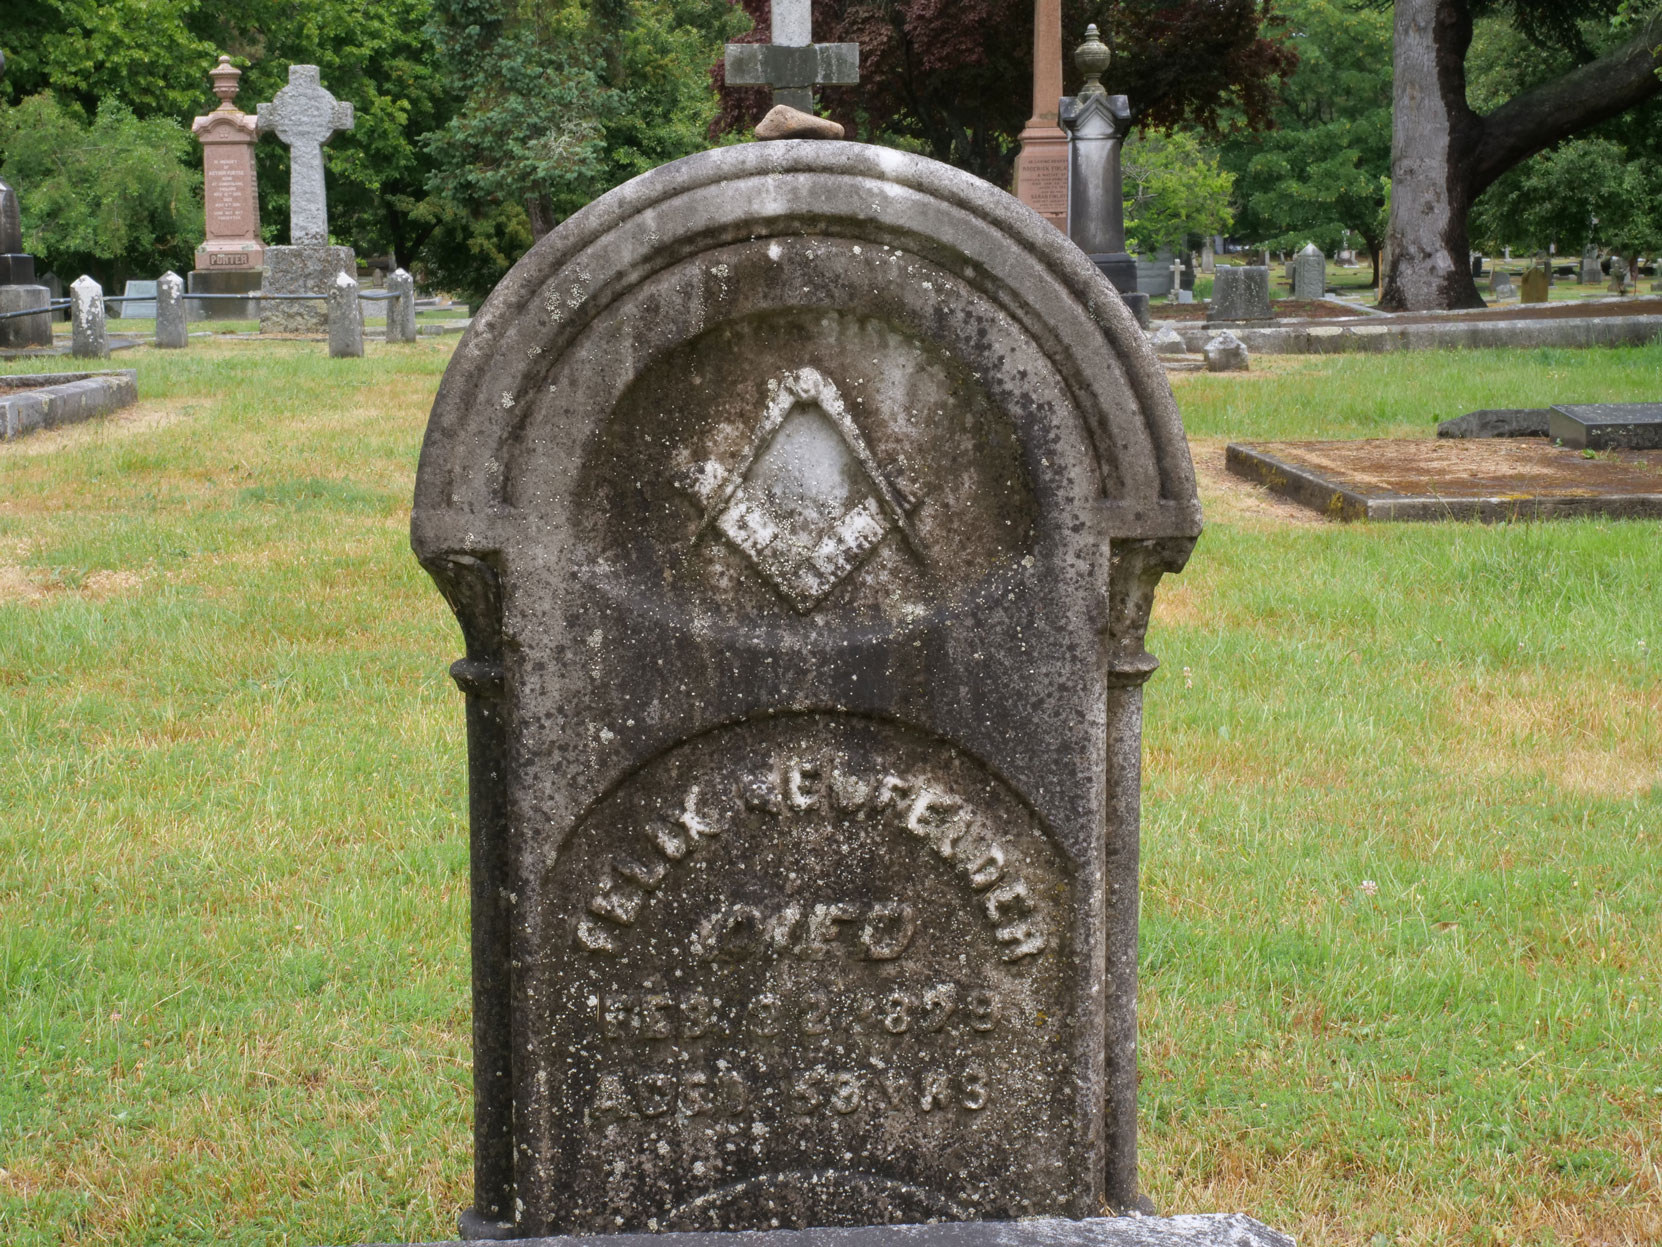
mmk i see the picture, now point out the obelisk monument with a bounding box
[1012,0,1068,231]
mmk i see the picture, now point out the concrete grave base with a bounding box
[1227,438,1662,521]
[261,244,355,333]
[0,284,54,349]
[189,268,262,320]
[1177,297,1662,355]
[0,369,138,439]
[345,1216,1293,1247]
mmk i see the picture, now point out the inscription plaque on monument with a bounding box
[414,141,1201,1240]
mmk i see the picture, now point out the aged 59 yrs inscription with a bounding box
[532,715,1075,1232]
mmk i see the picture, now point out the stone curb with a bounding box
[1177,314,1662,355]
[0,369,138,440]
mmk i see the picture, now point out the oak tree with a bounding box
[1382,0,1662,310]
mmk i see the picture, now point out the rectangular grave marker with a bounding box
[413,141,1201,1240]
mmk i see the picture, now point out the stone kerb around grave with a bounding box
[413,140,1201,1240]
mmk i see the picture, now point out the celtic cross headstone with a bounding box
[256,64,354,246]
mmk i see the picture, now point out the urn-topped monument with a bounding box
[189,56,265,319]
[413,139,1213,1241]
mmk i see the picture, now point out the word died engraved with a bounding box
[675,367,925,612]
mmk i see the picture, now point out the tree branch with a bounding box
[1471,14,1662,194]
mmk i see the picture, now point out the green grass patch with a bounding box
[1,338,1658,1245]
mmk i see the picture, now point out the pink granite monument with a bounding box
[192,57,263,272]
[1012,0,1069,232]
[189,56,264,318]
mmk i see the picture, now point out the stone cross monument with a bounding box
[1012,0,1069,231]
[725,0,859,115]
[404,135,1263,1246]
[256,64,354,246]
[255,64,357,333]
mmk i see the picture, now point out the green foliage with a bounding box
[1473,137,1661,256]
[0,0,217,118]
[1221,0,1393,262]
[0,94,202,288]
[423,0,743,301]
[1123,130,1234,254]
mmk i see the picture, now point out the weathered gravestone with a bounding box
[1489,269,1515,300]
[256,65,355,333]
[1580,246,1602,285]
[413,141,1204,1240]
[120,280,158,319]
[1206,266,1272,325]
[1291,243,1324,301]
[156,271,188,349]
[1520,266,1549,304]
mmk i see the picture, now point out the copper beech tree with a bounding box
[714,0,1297,187]
[1384,0,1662,311]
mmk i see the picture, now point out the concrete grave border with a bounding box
[0,369,138,439]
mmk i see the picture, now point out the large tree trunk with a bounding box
[1382,0,1662,313]
[1381,0,1483,311]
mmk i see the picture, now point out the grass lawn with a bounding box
[2,339,1658,1246]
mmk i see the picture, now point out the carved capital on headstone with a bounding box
[1102,536,1195,687]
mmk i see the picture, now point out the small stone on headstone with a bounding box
[754,105,845,140]
[1203,330,1249,372]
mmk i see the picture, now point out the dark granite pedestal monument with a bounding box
[0,50,54,350]
[1059,26,1138,308]
[405,133,1294,1247]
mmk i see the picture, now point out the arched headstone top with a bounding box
[414,140,1200,564]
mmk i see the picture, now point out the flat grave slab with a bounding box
[1549,403,1662,450]
[1226,437,1662,521]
